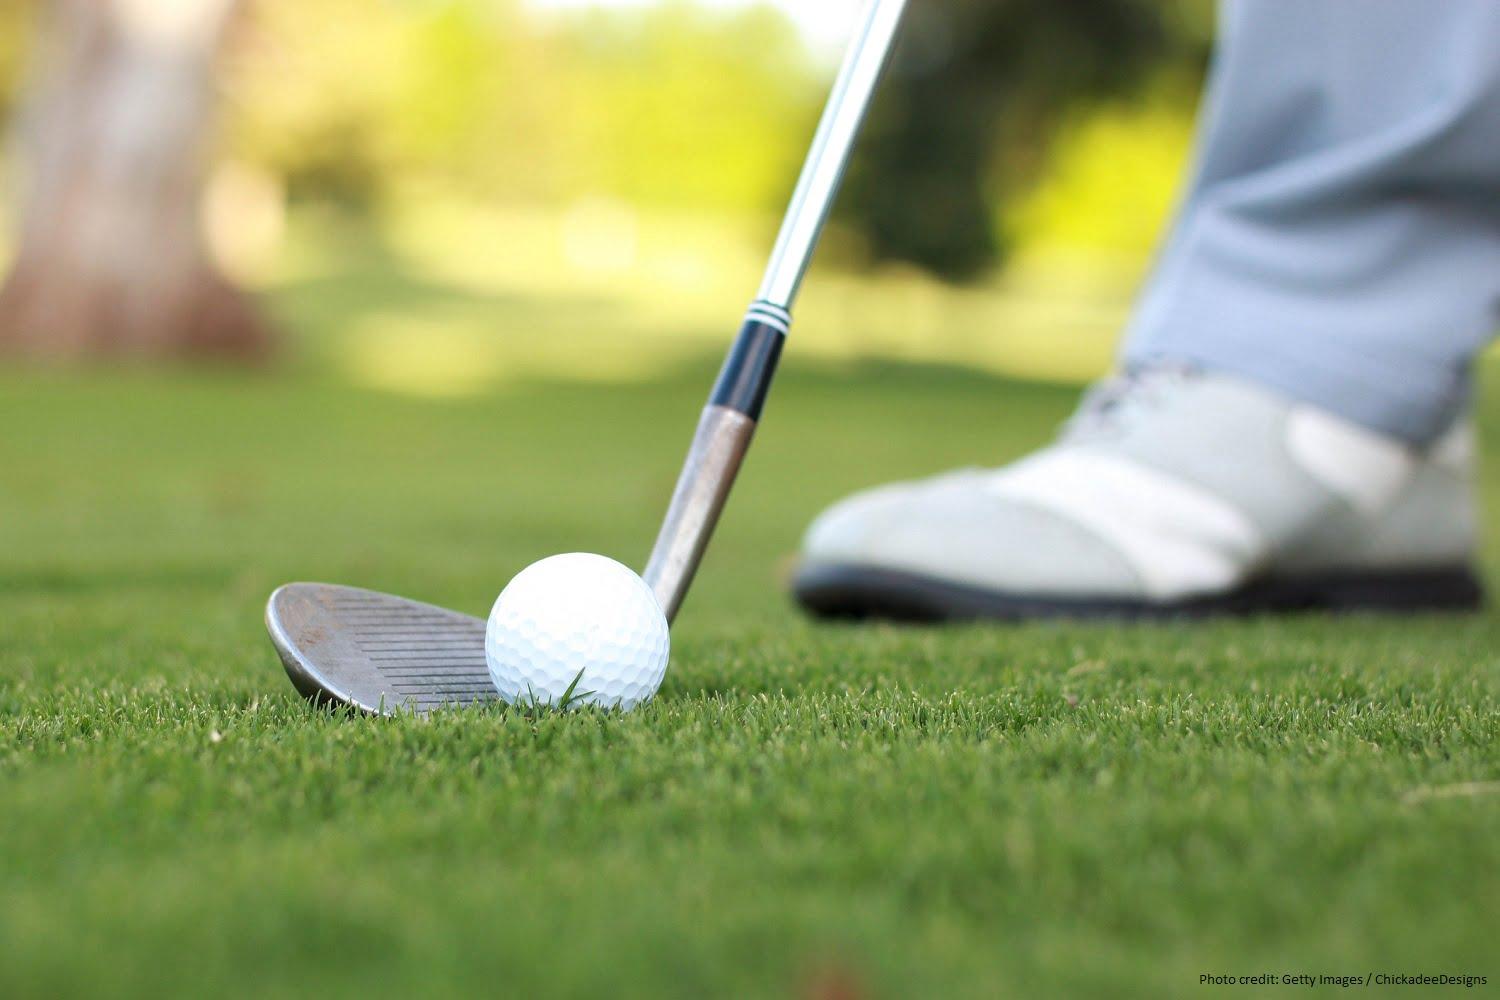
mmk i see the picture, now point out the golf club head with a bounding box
[266,584,497,716]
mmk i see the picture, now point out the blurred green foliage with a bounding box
[226,0,819,213]
[845,0,1211,280]
[0,0,1209,281]
[221,0,1207,275]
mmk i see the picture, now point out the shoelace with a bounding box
[1062,363,1201,442]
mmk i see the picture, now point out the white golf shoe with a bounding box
[794,368,1485,620]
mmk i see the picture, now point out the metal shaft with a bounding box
[645,0,909,622]
[758,0,910,311]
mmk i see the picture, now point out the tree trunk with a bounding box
[0,0,270,360]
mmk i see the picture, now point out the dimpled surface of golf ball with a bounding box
[485,553,670,711]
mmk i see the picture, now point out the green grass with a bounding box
[1,355,1497,998]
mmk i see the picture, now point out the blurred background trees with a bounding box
[845,0,1208,280]
[0,0,1211,365]
[0,0,268,359]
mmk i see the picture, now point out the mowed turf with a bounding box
[1,358,1496,998]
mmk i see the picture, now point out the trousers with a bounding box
[1121,0,1500,443]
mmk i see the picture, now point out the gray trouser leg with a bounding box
[1121,0,1500,444]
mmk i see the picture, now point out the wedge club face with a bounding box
[265,0,910,716]
[267,584,495,715]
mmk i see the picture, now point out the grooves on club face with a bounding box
[266,584,496,716]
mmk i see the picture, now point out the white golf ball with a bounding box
[485,553,670,711]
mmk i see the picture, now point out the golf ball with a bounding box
[485,553,670,711]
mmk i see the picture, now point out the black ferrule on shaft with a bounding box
[709,319,786,421]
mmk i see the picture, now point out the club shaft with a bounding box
[645,0,909,622]
[758,0,910,311]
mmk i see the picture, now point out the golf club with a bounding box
[266,0,911,715]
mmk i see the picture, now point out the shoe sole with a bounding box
[793,563,1487,623]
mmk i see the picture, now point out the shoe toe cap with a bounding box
[803,480,926,562]
[802,475,1144,598]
